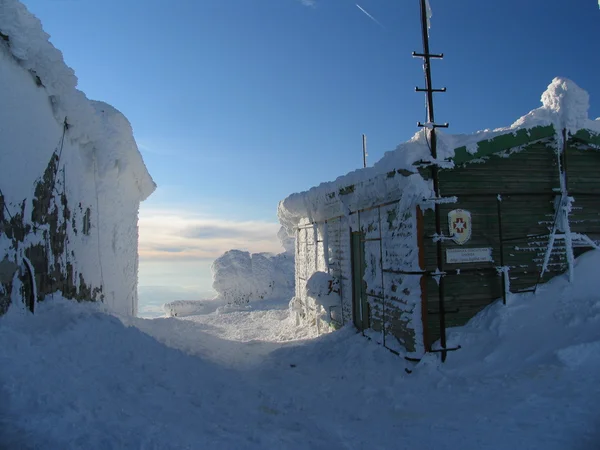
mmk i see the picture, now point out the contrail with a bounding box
[355,3,385,30]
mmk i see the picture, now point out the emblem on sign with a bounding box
[448,209,472,245]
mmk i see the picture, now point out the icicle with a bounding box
[561,196,575,283]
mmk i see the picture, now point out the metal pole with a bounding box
[419,0,435,125]
[362,134,368,168]
[416,0,448,361]
[378,206,386,347]
[497,196,507,305]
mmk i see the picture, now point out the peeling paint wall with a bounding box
[0,145,103,314]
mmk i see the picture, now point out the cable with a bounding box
[92,151,105,297]
[0,187,14,222]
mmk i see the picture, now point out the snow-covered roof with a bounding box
[0,0,156,201]
[278,78,600,233]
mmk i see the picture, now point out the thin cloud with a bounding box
[182,224,280,241]
[299,0,316,6]
[138,208,283,262]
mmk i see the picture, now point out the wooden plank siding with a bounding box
[420,138,600,350]
[292,131,600,356]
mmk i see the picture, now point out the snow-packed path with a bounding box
[2,253,600,449]
[132,299,316,369]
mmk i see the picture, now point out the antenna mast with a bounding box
[362,134,368,168]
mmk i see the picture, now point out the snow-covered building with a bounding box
[0,1,155,316]
[278,78,600,358]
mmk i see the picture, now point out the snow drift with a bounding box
[0,0,155,316]
[162,227,295,317]
[162,299,219,317]
[211,229,295,306]
[1,252,600,449]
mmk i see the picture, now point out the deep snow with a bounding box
[2,252,600,449]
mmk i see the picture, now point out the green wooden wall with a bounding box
[421,137,600,350]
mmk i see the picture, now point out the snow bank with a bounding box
[211,250,294,306]
[0,0,155,315]
[424,249,600,377]
[211,227,295,306]
[163,299,221,317]
[1,251,600,448]
[278,77,599,233]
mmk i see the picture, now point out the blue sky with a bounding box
[21,0,600,313]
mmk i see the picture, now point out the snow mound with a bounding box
[513,77,596,134]
[425,250,600,377]
[541,77,590,132]
[211,249,294,306]
[306,271,339,309]
[0,296,254,449]
[2,251,600,448]
[163,299,221,317]
[211,227,295,306]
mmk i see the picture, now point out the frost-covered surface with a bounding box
[211,228,295,306]
[278,77,599,233]
[1,252,600,449]
[294,220,347,332]
[293,190,424,353]
[0,0,154,315]
[305,271,340,319]
[305,271,335,301]
[163,299,221,318]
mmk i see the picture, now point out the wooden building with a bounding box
[278,79,600,358]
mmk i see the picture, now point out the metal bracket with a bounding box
[412,51,444,58]
[430,345,461,353]
[418,121,449,128]
[416,87,447,93]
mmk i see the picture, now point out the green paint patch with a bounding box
[573,129,600,148]
[452,125,556,165]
